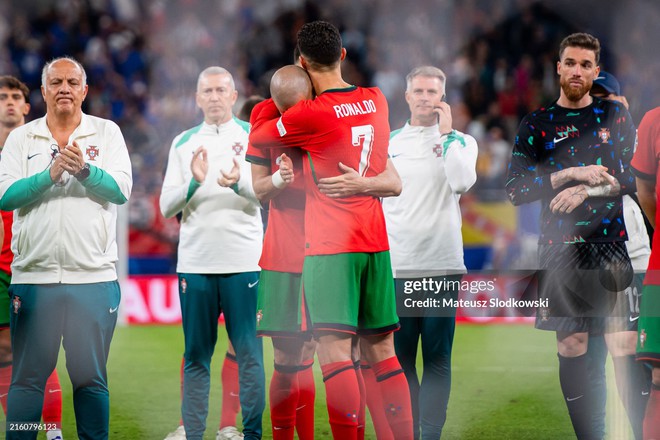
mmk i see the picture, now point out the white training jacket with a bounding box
[0,113,133,284]
[383,123,478,277]
[160,118,262,274]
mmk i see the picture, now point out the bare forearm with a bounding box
[251,164,284,203]
[550,168,574,189]
[362,160,402,197]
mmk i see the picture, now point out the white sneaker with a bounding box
[164,425,186,440]
[216,426,244,440]
[46,429,63,440]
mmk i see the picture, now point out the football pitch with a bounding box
[15,323,635,439]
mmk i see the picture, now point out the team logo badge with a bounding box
[256,309,263,327]
[539,307,550,322]
[86,145,99,161]
[12,296,21,314]
[180,278,187,294]
[639,329,647,349]
[232,143,244,155]
[598,128,610,143]
[433,144,443,158]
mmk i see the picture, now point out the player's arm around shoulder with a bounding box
[317,158,401,199]
[249,99,311,150]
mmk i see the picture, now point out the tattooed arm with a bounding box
[549,172,620,214]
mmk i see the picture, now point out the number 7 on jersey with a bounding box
[352,124,375,176]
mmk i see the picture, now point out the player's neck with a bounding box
[309,71,351,95]
[557,91,593,109]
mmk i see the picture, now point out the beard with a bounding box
[560,76,592,102]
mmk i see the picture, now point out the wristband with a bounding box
[271,170,287,189]
[585,184,611,197]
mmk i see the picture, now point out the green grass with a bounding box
[5,323,635,439]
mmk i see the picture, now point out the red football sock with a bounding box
[220,353,240,429]
[361,362,394,440]
[295,360,316,440]
[372,357,414,440]
[179,357,184,426]
[644,382,660,440]
[270,365,300,440]
[0,362,11,415]
[321,360,359,440]
[42,370,62,426]
[355,361,366,440]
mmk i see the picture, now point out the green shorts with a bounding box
[302,251,399,335]
[256,270,309,337]
[0,271,10,328]
[637,284,660,363]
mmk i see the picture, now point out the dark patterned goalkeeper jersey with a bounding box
[506,97,637,244]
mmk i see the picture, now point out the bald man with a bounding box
[245,65,314,440]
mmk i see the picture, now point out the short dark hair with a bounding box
[296,21,342,70]
[559,32,600,64]
[0,75,30,104]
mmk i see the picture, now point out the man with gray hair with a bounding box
[0,57,132,440]
[160,66,265,440]
[382,65,478,439]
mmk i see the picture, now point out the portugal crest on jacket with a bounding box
[86,145,99,161]
[232,143,244,155]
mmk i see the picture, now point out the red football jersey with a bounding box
[246,99,306,273]
[0,210,12,275]
[250,86,391,256]
[631,106,660,284]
